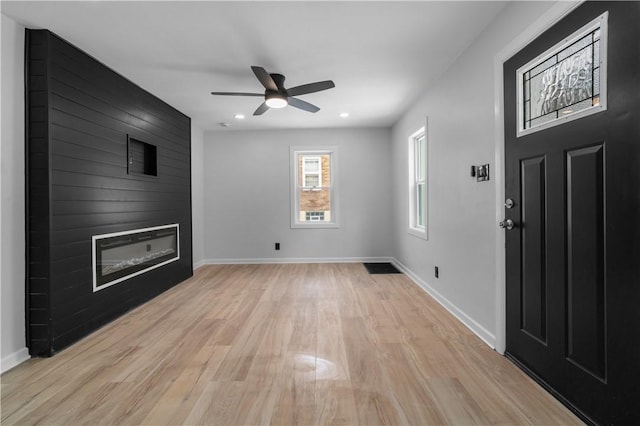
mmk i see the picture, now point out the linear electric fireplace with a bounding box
[92,224,180,292]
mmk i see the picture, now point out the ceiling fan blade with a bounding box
[211,92,264,96]
[286,80,335,97]
[288,97,320,113]
[253,102,270,116]
[251,66,278,91]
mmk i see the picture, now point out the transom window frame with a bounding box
[290,146,339,229]
[408,123,428,240]
[516,11,608,138]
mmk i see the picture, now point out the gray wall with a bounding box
[1,1,570,370]
[390,0,563,346]
[1,14,28,371]
[203,127,393,262]
[191,126,205,267]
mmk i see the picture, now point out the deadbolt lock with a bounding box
[499,219,515,230]
[505,198,514,209]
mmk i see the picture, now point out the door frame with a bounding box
[492,1,581,354]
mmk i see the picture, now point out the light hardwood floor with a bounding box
[1,264,582,425]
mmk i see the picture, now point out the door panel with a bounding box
[503,2,640,424]
[566,144,606,380]
[520,156,547,343]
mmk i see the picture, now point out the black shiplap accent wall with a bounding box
[25,29,193,356]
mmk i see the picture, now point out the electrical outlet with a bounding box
[435,266,439,278]
[275,242,280,251]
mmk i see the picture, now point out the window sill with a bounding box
[292,223,340,229]
[408,227,428,241]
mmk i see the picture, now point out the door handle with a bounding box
[499,219,515,230]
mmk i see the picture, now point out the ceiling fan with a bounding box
[211,66,335,116]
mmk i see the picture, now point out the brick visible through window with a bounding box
[291,147,338,228]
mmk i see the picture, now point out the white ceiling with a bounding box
[2,1,507,132]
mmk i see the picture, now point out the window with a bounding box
[306,211,325,221]
[291,147,338,228]
[517,12,608,137]
[408,125,428,240]
[302,157,321,187]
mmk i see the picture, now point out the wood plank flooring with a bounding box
[1,264,582,425]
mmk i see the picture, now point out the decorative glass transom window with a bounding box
[516,12,608,137]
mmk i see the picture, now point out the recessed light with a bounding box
[218,122,230,127]
[234,113,245,119]
[340,112,349,118]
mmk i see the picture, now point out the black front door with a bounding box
[503,2,640,424]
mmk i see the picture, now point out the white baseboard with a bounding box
[202,256,393,265]
[193,259,206,270]
[391,259,496,349]
[1,347,30,374]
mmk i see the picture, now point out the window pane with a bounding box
[557,32,592,61]
[304,158,320,172]
[528,55,558,80]
[305,211,325,221]
[541,45,593,115]
[298,187,331,222]
[408,128,427,235]
[417,183,425,227]
[529,113,556,128]
[319,154,330,186]
[520,20,605,133]
[304,174,320,187]
[417,136,426,181]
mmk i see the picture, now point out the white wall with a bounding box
[191,125,205,268]
[203,127,393,262]
[390,1,561,347]
[1,14,29,372]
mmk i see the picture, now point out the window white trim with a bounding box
[408,123,428,240]
[290,146,339,229]
[516,11,608,137]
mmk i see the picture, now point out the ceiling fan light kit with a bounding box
[265,92,288,108]
[211,66,335,116]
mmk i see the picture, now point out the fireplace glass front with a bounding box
[92,224,179,291]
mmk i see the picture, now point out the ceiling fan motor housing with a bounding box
[270,73,286,89]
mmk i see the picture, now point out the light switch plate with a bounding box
[476,164,490,182]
